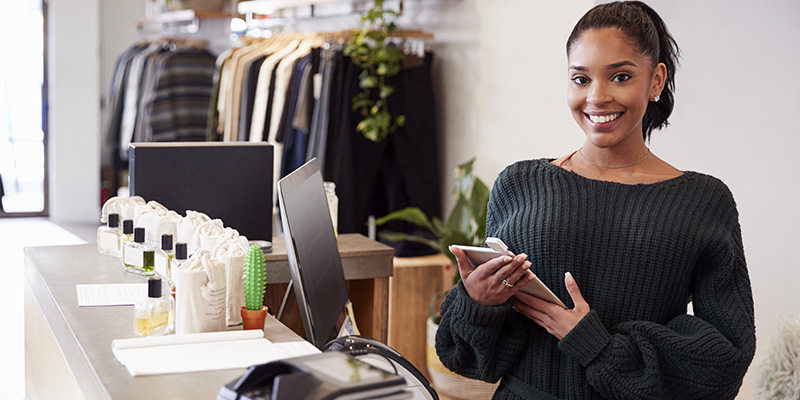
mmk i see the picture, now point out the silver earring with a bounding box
[653,95,660,102]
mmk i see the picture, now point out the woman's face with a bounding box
[567,28,664,149]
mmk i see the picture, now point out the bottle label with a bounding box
[155,253,168,278]
[98,231,120,253]
[123,246,144,268]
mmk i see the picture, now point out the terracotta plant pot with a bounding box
[241,305,268,330]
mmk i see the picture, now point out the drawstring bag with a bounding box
[213,234,250,326]
[176,210,211,255]
[174,249,227,334]
[135,201,180,243]
[101,195,146,223]
[198,219,225,252]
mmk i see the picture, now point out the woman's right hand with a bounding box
[450,245,535,307]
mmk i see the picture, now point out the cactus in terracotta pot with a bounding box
[242,244,266,311]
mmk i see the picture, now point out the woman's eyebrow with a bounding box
[568,60,638,71]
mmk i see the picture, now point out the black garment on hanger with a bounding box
[325,51,441,256]
[238,55,267,141]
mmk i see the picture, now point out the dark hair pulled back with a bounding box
[567,1,680,141]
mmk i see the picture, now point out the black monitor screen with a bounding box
[129,142,273,242]
[278,158,349,349]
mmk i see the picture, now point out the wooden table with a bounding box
[263,233,394,343]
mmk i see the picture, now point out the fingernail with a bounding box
[448,245,453,251]
[503,256,512,263]
[565,271,574,284]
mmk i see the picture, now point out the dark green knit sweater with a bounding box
[435,159,756,400]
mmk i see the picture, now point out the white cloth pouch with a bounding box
[174,249,227,334]
[198,219,226,252]
[214,236,251,326]
[176,210,212,254]
[136,202,181,244]
[101,196,146,223]
[211,227,243,257]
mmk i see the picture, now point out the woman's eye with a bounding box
[571,76,589,85]
[612,74,631,83]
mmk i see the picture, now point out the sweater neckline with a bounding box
[542,158,695,187]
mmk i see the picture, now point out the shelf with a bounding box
[136,9,235,35]
[238,0,347,16]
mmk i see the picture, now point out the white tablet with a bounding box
[451,244,567,309]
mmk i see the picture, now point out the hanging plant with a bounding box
[344,0,406,143]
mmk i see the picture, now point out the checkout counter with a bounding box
[24,234,394,399]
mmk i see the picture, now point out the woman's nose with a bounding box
[586,83,612,105]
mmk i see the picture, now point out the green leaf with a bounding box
[376,63,389,75]
[470,178,489,242]
[452,158,475,198]
[447,194,472,237]
[378,231,439,253]
[379,85,395,99]
[360,75,378,89]
[373,207,435,232]
[394,115,406,127]
[431,217,447,237]
[352,98,373,111]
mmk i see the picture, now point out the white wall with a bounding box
[99,0,144,169]
[47,0,101,222]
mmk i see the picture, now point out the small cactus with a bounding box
[243,244,266,311]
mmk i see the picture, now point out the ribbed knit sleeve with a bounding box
[436,159,756,400]
[435,282,528,382]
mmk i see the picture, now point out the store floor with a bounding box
[1,218,87,400]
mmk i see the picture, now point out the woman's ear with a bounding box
[651,62,667,99]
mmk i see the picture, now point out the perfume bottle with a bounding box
[324,181,338,237]
[97,213,122,257]
[122,219,134,245]
[154,234,175,279]
[169,242,188,300]
[122,227,156,276]
[134,277,174,337]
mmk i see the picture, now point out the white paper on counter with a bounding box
[111,330,321,376]
[76,283,147,306]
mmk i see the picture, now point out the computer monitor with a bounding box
[277,158,349,349]
[129,142,273,242]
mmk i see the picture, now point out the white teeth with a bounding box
[588,113,620,124]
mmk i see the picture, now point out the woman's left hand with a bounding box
[513,272,590,340]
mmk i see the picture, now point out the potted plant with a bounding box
[374,158,500,398]
[344,0,406,143]
[241,244,268,330]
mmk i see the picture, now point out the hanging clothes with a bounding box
[206,33,441,255]
[104,39,216,166]
[323,50,441,245]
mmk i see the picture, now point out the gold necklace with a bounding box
[577,147,651,169]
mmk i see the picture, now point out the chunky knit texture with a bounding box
[436,159,756,400]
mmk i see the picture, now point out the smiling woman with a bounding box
[435,2,756,399]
